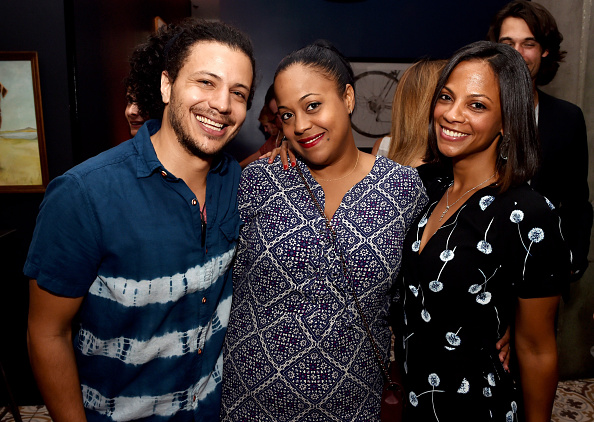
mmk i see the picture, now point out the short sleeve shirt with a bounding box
[24,120,241,422]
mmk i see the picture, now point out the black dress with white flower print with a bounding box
[398,180,570,421]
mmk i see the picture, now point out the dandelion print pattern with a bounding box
[399,180,568,420]
[412,205,435,253]
[408,374,445,419]
[524,227,545,278]
[479,195,495,210]
[477,217,494,254]
[445,328,462,349]
[440,249,455,262]
[468,267,499,305]
[457,378,470,394]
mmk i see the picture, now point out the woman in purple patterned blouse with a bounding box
[220,40,427,421]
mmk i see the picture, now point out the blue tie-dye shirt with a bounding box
[25,120,240,422]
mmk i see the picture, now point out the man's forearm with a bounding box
[27,331,87,422]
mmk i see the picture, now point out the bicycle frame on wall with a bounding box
[349,60,412,150]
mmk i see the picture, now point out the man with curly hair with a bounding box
[25,18,255,422]
[488,0,592,281]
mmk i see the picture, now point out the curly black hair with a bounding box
[487,0,566,86]
[124,18,256,120]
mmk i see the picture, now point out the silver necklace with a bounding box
[312,151,360,182]
[439,173,496,222]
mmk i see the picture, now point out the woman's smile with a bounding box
[297,132,325,148]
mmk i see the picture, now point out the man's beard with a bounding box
[168,91,237,160]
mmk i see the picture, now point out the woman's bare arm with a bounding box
[515,295,560,422]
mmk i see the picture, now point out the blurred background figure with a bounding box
[124,91,148,137]
[239,84,283,168]
[488,0,592,281]
[371,59,446,185]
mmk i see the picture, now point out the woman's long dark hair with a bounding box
[426,41,539,192]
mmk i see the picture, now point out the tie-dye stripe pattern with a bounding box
[88,249,235,307]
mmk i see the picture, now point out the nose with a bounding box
[508,42,528,61]
[209,88,231,114]
[512,44,524,57]
[442,101,464,123]
[126,103,139,118]
[293,112,311,135]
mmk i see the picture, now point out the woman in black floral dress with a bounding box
[398,41,570,421]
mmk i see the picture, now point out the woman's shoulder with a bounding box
[494,184,570,297]
[374,156,426,188]
[369,157,427,205]
[495,184,557,214]
[241,156,285,179]
[486,184,562,236]
[374,155,419,179]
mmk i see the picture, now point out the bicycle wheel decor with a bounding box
[350,61,412,149]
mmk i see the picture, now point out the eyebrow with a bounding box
[278,93,319,110]
[498,36,537,43]
[190,70,250,92]
[443,86,495,103]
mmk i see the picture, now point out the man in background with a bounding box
[488,0,592,280]
[25,19,255,422]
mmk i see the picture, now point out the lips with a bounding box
[196,114,227,133]
[297,132,325,149]
[440,125,469,140]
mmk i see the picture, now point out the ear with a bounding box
[541,49,549,58]
[344,83,355,114]
[160,71,172,104]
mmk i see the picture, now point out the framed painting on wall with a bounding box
[0,51,48,192]
[349,60,413,150]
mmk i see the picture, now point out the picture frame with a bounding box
[349,60,413,150]
[0,51,48,192]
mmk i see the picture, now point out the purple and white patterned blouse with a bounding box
[221,156,427,421]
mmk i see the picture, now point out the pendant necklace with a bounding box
[439,173,496,222]
[312,151,360,182]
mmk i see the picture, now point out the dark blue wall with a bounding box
[220,0,510,158]
[0,0,69,405]
[0,0,188,405]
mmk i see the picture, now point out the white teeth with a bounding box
[196,115,224,130]
[443,127,467,138]
[303,133,324,144]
